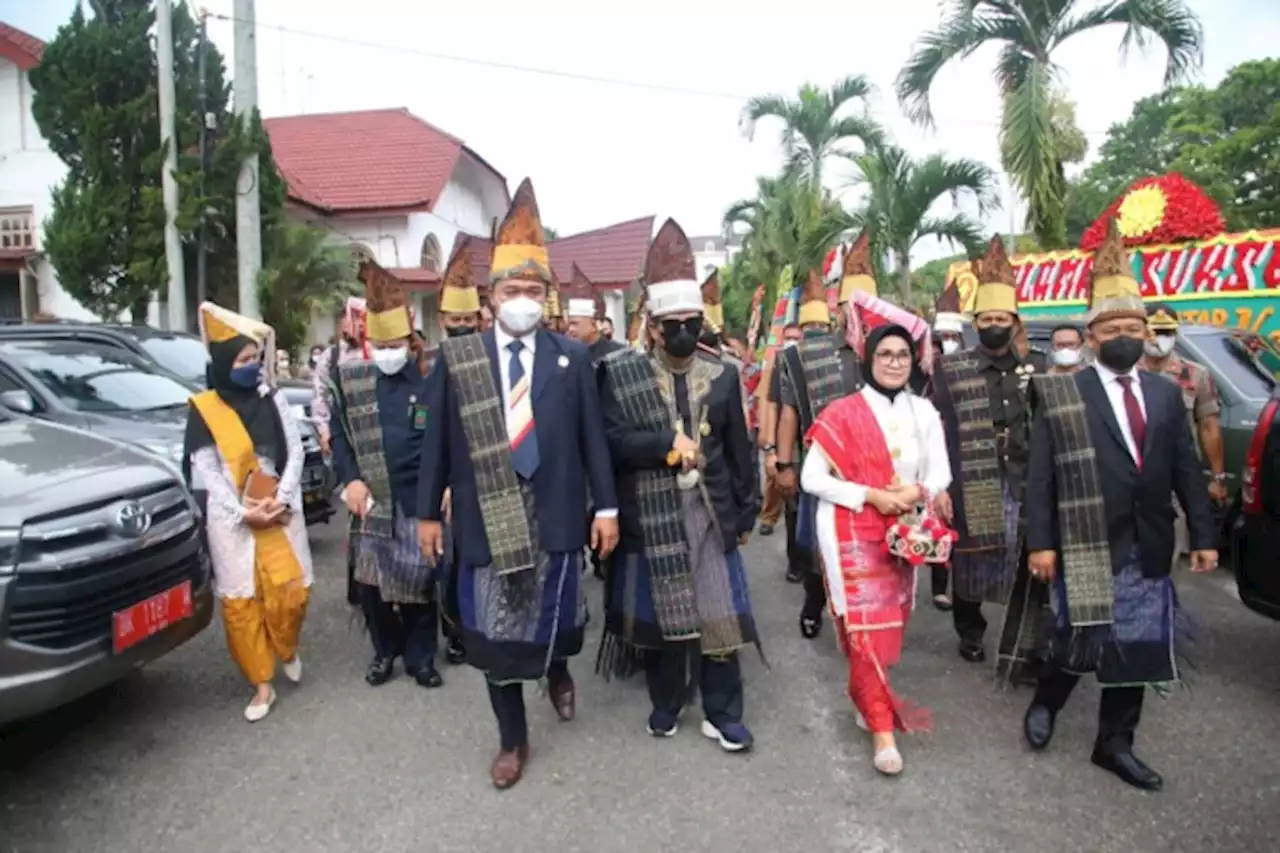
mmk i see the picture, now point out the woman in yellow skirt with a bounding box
[183,303,315,721]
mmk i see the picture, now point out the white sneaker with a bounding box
[282,655,302,684]
[244,685,276,723]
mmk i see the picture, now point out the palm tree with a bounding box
[723,169,852,309]
[741,76,885,187]
[895,0,1203,249]
[258,223,360,354]
[845,144,998,304]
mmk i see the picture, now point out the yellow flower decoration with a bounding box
[1117,185,1167,238]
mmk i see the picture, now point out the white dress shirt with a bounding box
[491,324,616,518]
[801,387,953,617]
[1092,362,1146,463]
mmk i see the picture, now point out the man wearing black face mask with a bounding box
[776,234,874,639]
[1021,220,1215,791]
[430,238,483,665]
[598,218,761,752]
[931,236,1047,675]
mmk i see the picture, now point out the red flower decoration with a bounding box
[922,517,939,532]
[930,527,946,541]
[907,553,926,566]
[1081,173,1226,250]
[895,524,911,538]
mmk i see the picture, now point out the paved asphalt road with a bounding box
[2,512,1278,853]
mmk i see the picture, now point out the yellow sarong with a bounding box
[191,392,310,685]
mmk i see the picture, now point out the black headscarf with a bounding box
[863,324,916,403]
[183,334,288,481]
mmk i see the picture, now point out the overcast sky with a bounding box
[5,0,1278,262]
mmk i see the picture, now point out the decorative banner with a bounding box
[946,229,1280,348]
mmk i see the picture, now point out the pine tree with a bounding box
[30,0,285,322]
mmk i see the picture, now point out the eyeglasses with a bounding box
[874,351,912,366]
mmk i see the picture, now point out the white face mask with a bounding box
[1051,347,1082,368]
[372,346,409,375]
[783,339,799,350]
[497,296,543,336]
[1144,334,1176,358]
[940,338,961,355]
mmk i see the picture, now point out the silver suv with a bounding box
[0,410,213,725]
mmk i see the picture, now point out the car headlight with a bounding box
[136,440,186,466]
[0,528,19,576]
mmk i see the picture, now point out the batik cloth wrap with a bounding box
[1031,375,1182,686]
[437,333,536,576]
[936,351,1021,604]
[597,352,758,680]
[599,352,705,645]
[806,393,928,732]
[782,334,862,554]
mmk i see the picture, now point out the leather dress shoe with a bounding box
[1091,747,1163,791]
[365,656,395,686]
[958,640,986,663]
[1023,704,1055,750]
[445,637,466,666]
[549,673,576,721]
[490,743,530,790]
[411,666,444,688]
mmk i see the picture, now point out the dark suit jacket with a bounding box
[601,360,760,554]
[416,329,618,566]
[1026,366,1214,579]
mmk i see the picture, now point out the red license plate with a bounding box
[112,580,194,654]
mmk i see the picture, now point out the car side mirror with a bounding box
[0,389,36,414]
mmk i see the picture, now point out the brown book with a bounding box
[242,469,279,503]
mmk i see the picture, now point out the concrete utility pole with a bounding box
[156,0,186,330]
[234,0,262,319]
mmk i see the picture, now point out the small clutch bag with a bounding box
[242,469,280,503]
[885,507,959,565]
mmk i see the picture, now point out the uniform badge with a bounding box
[558,354,570,368]
[412,404,428,431]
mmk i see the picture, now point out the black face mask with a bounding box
[978,325,1013,350]
[445,325,477,338]
[661,317,702,359]
[1098,335,1145,371]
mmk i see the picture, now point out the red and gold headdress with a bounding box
[838,231,877,303]
[971,236,1018,317]
[439,236,481,315]
[490,178,552,285]
[1086,219,1146,326]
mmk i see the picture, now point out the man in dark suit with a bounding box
[416,178,619,790]
[1021,221,1216,791]
[597,219,761,752]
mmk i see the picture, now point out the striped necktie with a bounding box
[506,340,539,479]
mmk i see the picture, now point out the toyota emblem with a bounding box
[114,501,152,538]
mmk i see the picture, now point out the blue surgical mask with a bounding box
[228,363,262,389]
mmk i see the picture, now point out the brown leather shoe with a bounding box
[549,674,575,722]
[490,743,529,790]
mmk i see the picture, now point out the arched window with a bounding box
[420,234,442,272]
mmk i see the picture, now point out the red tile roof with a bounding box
[0,22,45,71]
[263,108,507,215]
[459,216,655,290]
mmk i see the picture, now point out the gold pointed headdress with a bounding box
[361,258,412,341]
[198,301,278,380]
[491,178,553,285]
[839,231,877,302]
[797,267,831,327]
[1087,219,1146,326]
[565,263,599,319]
[701,269,724,333]
[971,236,1019,316]
[439,236,481,315]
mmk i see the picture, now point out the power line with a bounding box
[205,12,1115,137]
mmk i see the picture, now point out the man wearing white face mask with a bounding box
[1048,324,1086,375]
[932,281,966,358]
[329,260,444,689]
[416,178,619,790]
